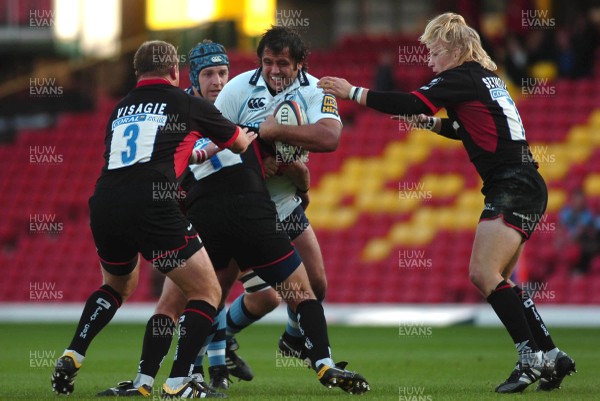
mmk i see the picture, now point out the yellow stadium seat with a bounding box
[362,239,392,262]
[422,174,464,198]
[589,110,600,128]
[547,190,567,213]
[457,191,484,210]
[568,127,591,146]
[529,61,558,80]
[584,175,600,197]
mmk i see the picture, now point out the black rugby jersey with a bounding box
[180,84,267,206]
[367,62,536,184]
[181,140,268,206]
[412,62,534,182]
[98,78,239,185]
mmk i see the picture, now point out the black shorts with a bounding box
[278,205,310,241]
[89,170,202,275]
[480,165,548,239]
[186,191,301,284]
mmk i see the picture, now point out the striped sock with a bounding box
[285,304,302,337]
[207,308,226,366]
[226,295,260,337]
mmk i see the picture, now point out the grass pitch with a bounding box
[0,322,597,400]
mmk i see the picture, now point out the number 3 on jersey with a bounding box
[108,117,163,170]
[121,124,139,164]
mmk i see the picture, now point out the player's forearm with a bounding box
[189,142,222,164]
[226,126,257,154]
[269,120,340,152]
[366,90,431,115]
[437,118,461,140]
[283,161,310,192]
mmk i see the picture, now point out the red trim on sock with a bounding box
[494,284,512,292]
[183,308,214,323]
[98,288,121,307]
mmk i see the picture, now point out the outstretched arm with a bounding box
[189,127,257,164]
[397,114,460,140]
[317,76,430,115]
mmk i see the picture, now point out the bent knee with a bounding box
[468,264,486,289]
[154,300,185,322]
[104,279,137,302]
[246,288,280,314]
[265,288,282,309]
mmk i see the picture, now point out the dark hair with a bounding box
[256,26,309,67]
[133,40,178,78]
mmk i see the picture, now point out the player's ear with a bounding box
[453,47,461,60]
[169,64,178,81]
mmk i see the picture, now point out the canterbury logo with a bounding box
[247,97,266,109]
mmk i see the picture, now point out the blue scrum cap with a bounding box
[188,41,229,91]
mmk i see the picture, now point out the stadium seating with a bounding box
[2,37,600,305]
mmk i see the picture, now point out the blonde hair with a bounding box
[419,12,497,71]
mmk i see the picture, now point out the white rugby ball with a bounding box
[272,100,309,164]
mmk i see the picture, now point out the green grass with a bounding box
[0,323,597,400]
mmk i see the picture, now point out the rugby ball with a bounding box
[272,100,309,164]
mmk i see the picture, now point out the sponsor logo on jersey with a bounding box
[419,77,442,90]
[321,94,339,116]
[490,88,510,100]
[247,97,267,110]
[484,203,495,211]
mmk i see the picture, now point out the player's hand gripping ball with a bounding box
[272,100,309,165]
